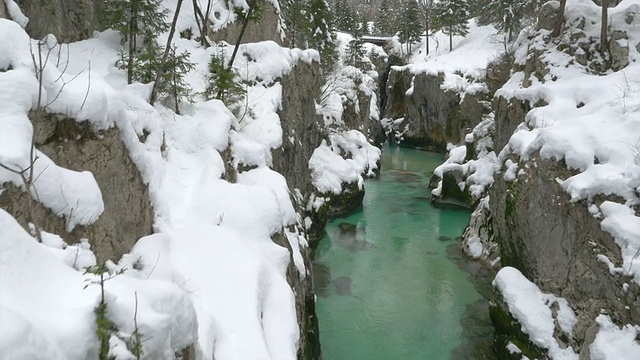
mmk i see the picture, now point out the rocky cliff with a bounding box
[430,1,640,357]
[385,69,489,151]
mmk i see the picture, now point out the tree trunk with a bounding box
[449,26,453,51]
[150,0,184,106]
[425,18,429,55]
[127,0,138,84]
[600,0,609,52]
[552,0,567,37]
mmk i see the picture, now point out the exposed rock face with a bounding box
[19,0,104,42]
[384,69,488,151]
[273,61,324,200]
[0,113,154,262]
[209,0,282,45]
[269,60,323,360]
[489,154,640,355]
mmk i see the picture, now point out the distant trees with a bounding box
[374,0,394,35]
[104,0,194,113]
[477,0,540,44]
[345,11,366,66]
[333,0,357,32]
[398,0,423,53]
[307,0,338,70]
[418,0,439,55]
[435,0,470,51]
[103,0,170,84]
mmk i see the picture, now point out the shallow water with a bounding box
[314,146,494,360]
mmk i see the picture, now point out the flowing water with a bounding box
[314,146,494,360]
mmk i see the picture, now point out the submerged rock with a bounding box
[338,222,357,233]
[333,276,353,296]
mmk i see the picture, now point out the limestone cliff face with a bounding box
[0,113,154,263]
[209,0,282,45]
[271,60,323,360]
[18,0,104,42]
[384,69,489,151]
[489,153,640,356]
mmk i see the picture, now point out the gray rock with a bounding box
[385,70,488,151]
[609,31,630,71]
[538,1,560,31]
[20,0,104,42]
[209,0,282,45]
[489,155,640,351]
[0,112,154,262]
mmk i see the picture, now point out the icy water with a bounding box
[314,146,494,360]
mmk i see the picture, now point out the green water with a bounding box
[314,146,492,360]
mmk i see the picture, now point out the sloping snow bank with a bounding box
[589,314,640,360]
[0,209,197,359]
[493,267,579,359]
[0,20,104,230]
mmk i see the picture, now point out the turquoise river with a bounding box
[314,146,494,360]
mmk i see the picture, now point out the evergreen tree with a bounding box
[103,0,170,84]
[333,0,356,32]
[117,43,194,113]
[375,0,394,35]
[281,0,308,48]
[398,0,423,54]
[418,0,440,55]
[479,0,539,44]
[205,46,245,106]
[345,12,366,67]
[306,0,338,72]
[435,0,470,51]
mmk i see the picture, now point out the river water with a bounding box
[314,146,494,360]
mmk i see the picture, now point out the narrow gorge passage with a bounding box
[314,146,493,359]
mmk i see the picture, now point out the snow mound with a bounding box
[493,267,578,359]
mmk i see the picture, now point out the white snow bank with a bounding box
[589,314,640,360]
[0,209,198,360]
[402,20,503,83]
[493,267,578,359]
[0,20,105,230]
[598,202,640,282]
[309,131,381,194]
[432,116,498,199]
[117,226,298,360]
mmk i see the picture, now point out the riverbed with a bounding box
[314,146,494,360]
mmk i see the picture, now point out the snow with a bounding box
[309,131,381,194]
[493,267,579,359]
[4,0,28,28]
[0,209,198,360]
[589,315,640,360]
[116,226,297,360]
[432,116,499,200]
[400,20,503,86]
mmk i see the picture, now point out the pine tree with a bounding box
[333,0,356,32]
[398,0,423,54]
[480,0,539,44]
[281,0,308,48]
[418,0,439,55]
[306,0,338,72]
[375,0,394,35]
[435,0,470,51]
[205,46,245,106]
[103,0,170,84]
[345,12,366,67]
